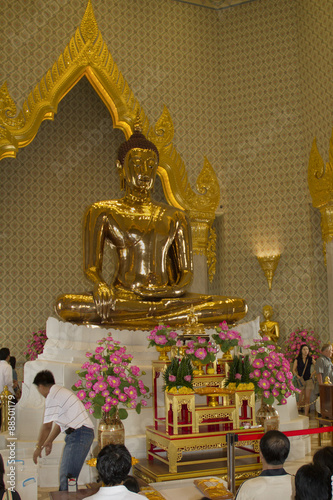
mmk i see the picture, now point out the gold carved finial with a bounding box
[308,132,333,261]
[257,255,281,291]
[80,0,99,42]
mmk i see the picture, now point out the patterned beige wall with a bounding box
[0,0,331,365]
[210,0,330,343]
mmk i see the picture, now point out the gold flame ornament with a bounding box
[257,255,281,290]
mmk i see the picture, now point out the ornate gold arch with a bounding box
[308,130,333,260]
[0,0,220,280]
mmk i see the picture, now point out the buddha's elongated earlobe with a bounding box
[116,160,125,191]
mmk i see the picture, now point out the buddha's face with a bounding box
[123,148,158,191]
[263,307,272,320]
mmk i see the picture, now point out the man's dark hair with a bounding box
[0,348,10,361]
[259,430,290,465]
[33,370,55,387]
[0,454,5,490]
[123,475,140,493]
[313,446,333,474]
[321,343,331,353]
[295,463,331,500]
[96,444,132,486]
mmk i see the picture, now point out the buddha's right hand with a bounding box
[93,283,115,320]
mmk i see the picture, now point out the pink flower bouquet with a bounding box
[185,337,218,365]
[249,338,300,405]
[147,325,178,348]
[212,321,242,354]
[24,329,47,361]
[72,335,149,420]
[283,328,321,364]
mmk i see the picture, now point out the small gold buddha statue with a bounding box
[259,305,280,343]
[182,305,206,337]
[55,119,247,329]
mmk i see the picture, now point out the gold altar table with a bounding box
[144,425,260,475]
[194,405,236,433]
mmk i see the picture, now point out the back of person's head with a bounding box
[9,356,16,369]
[313,446,333,474]
[0,348,10,361]
[321,343,331,353]
[295,463,331,500]
[123,475,140,493]
[96,444,132,486]
[33,370,55,387]
[260,430,290,465]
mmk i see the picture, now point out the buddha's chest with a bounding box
[109,210,175,248]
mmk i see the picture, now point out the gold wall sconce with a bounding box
[257,255,281,291]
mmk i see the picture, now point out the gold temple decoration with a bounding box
[182,305,206,336]
[257,255,281,290]
[0,0,220,273]
[308,133,333,261]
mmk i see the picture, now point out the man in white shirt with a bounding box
[0,348,14,395]
[88,444,142,499]
[32,370,94,491]
[235,430,295,500]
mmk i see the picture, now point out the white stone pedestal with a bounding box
[274,395,311,460]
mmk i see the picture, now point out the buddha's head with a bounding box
[263,304,273,320]
[117,122,159,192]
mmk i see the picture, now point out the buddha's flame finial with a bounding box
[133,110,142,133]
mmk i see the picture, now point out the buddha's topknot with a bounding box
[117,117,159,166]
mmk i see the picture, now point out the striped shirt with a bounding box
[43,384,94,433]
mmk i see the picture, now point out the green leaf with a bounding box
[109,406,117,417]
[93,406,102,419]
[118,408,128,420]
[136,403,142,414]
[94,394,105,406]
[264,394,274,405]
[78,371,88,378]
[71,385,79,391]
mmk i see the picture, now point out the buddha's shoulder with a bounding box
[85,200,125,212]
[155,201,189,218]
[85,200,188,219]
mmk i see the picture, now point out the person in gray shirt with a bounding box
[315,344,333,387]
[314,343,333,415]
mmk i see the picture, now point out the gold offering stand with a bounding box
[134,314,261,485]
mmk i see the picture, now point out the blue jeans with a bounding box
[59,426,94,491]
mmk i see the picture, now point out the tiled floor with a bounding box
[37,412,328,499]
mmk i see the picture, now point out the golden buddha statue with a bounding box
[259,305,280,343]
[55,122,247,329]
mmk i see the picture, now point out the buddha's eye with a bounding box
[131,157,141,167]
